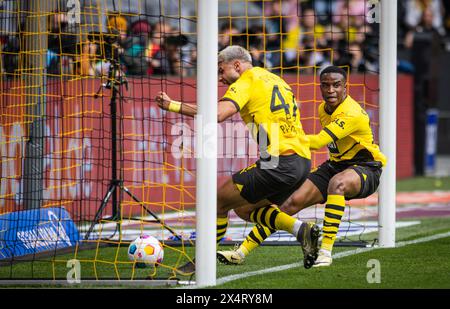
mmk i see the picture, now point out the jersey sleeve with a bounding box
[309,112,360,149]
[324,112,360,140]
[307,131,333,150]
[220,76,252,111]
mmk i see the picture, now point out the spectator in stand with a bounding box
[183,45,197,77]
[218,23,240,51]
[263,1,285,70]
[77,36,99,76]
[0,35,5,73]
[404,7,445,175]
[305,0,339,25]
[144,22,163,75]
[149,21,188,76]
[404,7,446,49]
[444,1,450,36]
[1,34,20,78]
[333,0,366,28]
[107,14,129,42]
[247,25,271,68]
[300,35,331,73]
[121,20,152,75]
[405,0,446,36]
[146,21,174,75]
[77,32,119,78]
[347,42,378,73]
[300,8,328,45]
[100,14,129,76]
[47,11,77,75]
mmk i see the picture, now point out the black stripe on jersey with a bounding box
[324,127,338,142]
[326,204,346,212]
[349,149,376,162]
[220,97,241,111]
[335,142,359,159]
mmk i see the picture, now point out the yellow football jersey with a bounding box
[221,67,310,159]
[311,95,386,166]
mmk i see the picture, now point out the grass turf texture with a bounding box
[214,230,450,289]
[1,216,449,288]
[396,176,450,191]
[212,215,450,289]
[1,176,449,287]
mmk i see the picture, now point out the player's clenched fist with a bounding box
[155,91,172,111]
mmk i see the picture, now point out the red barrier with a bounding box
[0,74,413,218]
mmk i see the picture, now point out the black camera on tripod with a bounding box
[89,31,127,95]
[87,30,122,61]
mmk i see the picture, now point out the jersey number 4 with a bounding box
[270,85,298,118]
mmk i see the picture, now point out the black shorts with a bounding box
[232,154,311,205]
[308,160,383,202]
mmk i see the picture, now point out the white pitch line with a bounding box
[202,230,450,287]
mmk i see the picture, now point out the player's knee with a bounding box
[328,175,346,195]
[216,196,230,216]
[234,207,251,221]
[216,205,227,217]
[280,193,304,215]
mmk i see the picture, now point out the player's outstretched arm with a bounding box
[154,91,198,117]
[307,130,334,150]
[154,91,239,123]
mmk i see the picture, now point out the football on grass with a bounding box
[128,235,164,267]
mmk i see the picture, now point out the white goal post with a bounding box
[379,0,397,248]
[194,0,398,287]
[196,0,218,287]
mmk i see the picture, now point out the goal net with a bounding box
[216,0,381,247]
[0,0,381,283]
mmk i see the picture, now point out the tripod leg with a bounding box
[84,183,117,241]
[121,185,182,239]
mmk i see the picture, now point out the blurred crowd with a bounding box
[1,0,449,78]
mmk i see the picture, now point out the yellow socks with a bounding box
[249,205,298,234]
[217,216,228,243]
[321,194,346,252]
[239,224,275,256]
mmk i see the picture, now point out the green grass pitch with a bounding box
[1,176,450,288]
[1,216,449,288]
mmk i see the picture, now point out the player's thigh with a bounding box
[217,177,248,213]
[347,165,382,199]
[231,156,307,205]
[328,168,361,197]
[217,177,270,214]
[280,179,324,215]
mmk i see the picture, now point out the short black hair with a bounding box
[320,66,347,81]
